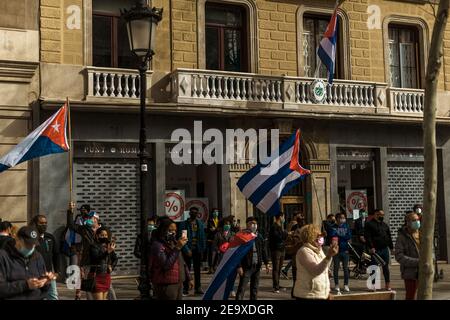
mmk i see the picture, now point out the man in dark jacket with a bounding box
[268,212,288,293]
[0,221,14,250]
[31,214,60,300]
[364,209,393,290]
[206,208,221,273]
[395,211,420,300]
[0,226,56,300]
[236,216,269,300]
[179,207,207,295]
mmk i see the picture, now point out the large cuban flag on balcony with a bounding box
[0,104,69,173]
[317,7,339,84]
[236,129,310,216]
[203,231,256,300]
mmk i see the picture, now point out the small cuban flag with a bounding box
[203,231,256,300]
[317,7,339,84]
[0,104,70,173]
[236,129,310,216]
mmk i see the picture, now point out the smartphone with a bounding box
[182,230,188,239]
[332,237,338,245]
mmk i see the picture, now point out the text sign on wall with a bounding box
[164,190,185,222]
[345,189,368,217]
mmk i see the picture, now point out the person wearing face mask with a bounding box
[268,212,288,293]
[413,204,423,221]
[0,226,56,300]
[293,224,338,300]
[180,207,206,295]
[206,208,221,274]
[85,227,118,300]
[395,212,421,300]
[235,217,269,300]
[354,206,368,245]
[148,218,191,300]
[364,209,393,290]
[212,217,235,269]
[31,214,60,300]
[330,213,352,293]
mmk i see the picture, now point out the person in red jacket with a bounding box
[148,218,192,300]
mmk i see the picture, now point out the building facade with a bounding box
[1,0,450,274]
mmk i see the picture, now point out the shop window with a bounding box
[388,24,421,88]
[303,14,343,79]
[205,3,248,72]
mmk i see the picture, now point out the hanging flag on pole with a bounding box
[236,129,311,216]
[0,104,70,173]
[317,5,339,84]
[203,231,256,300]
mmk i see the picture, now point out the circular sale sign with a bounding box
[346,191,368,215]
[185,199,209,223]
[164,192,185,221]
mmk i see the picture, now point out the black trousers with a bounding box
[183,248,202,291]
[236,265,260,300]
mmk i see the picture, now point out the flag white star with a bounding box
[51,121,60,133]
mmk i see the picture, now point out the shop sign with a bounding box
[74,141,146,159]
[164,190,185,221]
[185,198,209,223]
[345,189,368,217]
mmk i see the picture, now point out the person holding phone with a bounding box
[149,219,192,300]
[0,226,56,300]
[330,213,352,293]
[293,224,338,300]
[87,227,118,300]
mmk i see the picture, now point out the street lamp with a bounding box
[121,0,163,300]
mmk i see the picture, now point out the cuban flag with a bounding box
[0,104,69,173]
[317,9,338,84]
[236,129,310,216]
[203,231,256,300]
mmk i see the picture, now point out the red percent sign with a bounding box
[165,192,185,220]
[346,191,367,215]
[186,200,209,223]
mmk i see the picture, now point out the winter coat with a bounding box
[268,223,288,251]
[36,232,60,274]
[395,227,419,280]
[239,231,268,269]
[293,243,331,300]
[364,219,393,250]
[0,241,49,300]
[88,241,118,274]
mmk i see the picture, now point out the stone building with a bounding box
[1,0,450,274]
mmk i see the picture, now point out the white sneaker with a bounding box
[334,287,340,293]
[344,285,350,292]
[230,291,236,298]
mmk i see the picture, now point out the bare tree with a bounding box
[418,0,449,300]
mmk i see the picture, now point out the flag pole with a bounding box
[66,97,73,203]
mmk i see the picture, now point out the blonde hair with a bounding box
[299,224,321,246]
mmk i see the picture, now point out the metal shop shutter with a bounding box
[74,159,140,275]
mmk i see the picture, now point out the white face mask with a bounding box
[416,208,422,214]
[250,224,257,233]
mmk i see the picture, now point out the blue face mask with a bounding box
[19,247,35,258]
[148,225,156,232]
[410,220,421,230]
[85,219,94,227]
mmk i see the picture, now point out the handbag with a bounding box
[81,268,97,292]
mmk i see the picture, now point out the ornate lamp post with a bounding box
[121,0,162,299]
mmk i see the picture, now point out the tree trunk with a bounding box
[418,0,449,300]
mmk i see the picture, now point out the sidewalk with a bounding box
[56,262,450,300]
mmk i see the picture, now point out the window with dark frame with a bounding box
[92,12,137,69]
[388,24,421,89]
[303,14,343,79]
[205,3,248,72]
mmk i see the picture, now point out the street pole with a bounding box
[138,58,152,299]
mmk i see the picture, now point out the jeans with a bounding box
[183,248,202,291]
[333,251,350,286]
[271,249,285,290]
[372,247,390,283]
[47,279,59,300]
[236,266,260,300]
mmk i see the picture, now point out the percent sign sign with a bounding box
[164,192,184,220]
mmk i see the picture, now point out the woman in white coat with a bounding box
[293,224,338,300]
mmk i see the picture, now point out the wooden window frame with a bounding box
[205,3,249,72]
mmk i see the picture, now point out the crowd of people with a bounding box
[0,202,424,300]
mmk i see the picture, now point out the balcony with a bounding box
[171,69,425,117]
[85,66,152,102]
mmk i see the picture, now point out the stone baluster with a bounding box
[116,74,123,97]
[235,77,242,100]
[131,75,137,98]
[94,73,101,96]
